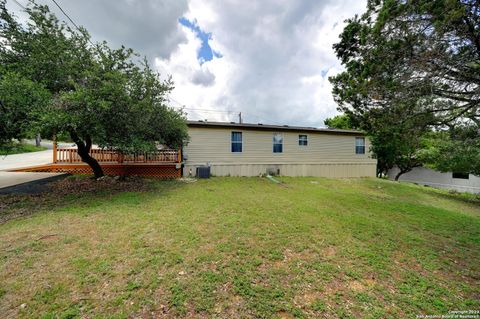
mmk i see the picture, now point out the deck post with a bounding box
[53,135,57,163]
[178,148,182,163]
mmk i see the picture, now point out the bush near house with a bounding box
[0,177,479,318]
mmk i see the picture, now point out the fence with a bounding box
[54,147,181,164]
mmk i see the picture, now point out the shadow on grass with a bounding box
[0,176,186,224]
[417,184,480,206]
[377,178,480,207]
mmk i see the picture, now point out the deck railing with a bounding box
[54,147,181,164]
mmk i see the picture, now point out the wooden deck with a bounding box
[13,145,182,178]
[54,147,181,164]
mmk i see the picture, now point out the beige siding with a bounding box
[183,126,377,177]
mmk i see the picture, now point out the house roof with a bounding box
[186,120,364,136]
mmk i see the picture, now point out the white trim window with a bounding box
[231,131,242,152]
[273,133,283,153]
[299,134,308,146]
[355,137,365,154]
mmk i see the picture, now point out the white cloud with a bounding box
[7,0,367,126]
[7,0,189,60]
[158,0,367,126]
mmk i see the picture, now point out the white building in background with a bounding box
[388,166,480,194]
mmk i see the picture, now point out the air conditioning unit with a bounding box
[196,166,211,179]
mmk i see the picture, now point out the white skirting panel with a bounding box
[183,162,377,178]
[388,166,480,194]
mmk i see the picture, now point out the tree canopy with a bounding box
[0,71,49,146]
[323,114,354,130]
[330,0,480,178]
[0,1,188,177]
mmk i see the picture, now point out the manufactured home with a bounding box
[388,166,480,194]
[183,121,377,177]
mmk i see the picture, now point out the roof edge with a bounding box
[186,120,364,135]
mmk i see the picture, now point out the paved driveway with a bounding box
[0,141,73,191]
[0,141,73,171]
[0,171,66,191]
[0,150,53,171]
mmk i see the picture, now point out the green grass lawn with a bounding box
[0,177,479,318]
[0,143,47,155]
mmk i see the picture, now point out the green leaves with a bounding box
[330,0,480,178]
[324,114,355,130]
[0,0,188,158]
[0,71,50,144]
[421,127,480,176]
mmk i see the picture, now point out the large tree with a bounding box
[421,125,480,176]
[0,72,49,146]
[0,1,188,177]
[324,112,431,178]
[330,0,479,178]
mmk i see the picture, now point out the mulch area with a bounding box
[0,176,151,224]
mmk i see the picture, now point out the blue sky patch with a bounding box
[179,17,221,64]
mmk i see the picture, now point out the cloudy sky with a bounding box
[7,0,367,127]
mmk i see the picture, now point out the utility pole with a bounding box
[238,112,242,124]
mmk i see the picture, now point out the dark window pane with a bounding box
[231,132,242,142]
[299,135,308,146]
[232,142,242,152]
[273,143,283,153]
[452,172,469,179]
[356,146,365,154]
[231,132,242,152]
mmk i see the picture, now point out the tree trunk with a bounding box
[395,168,411,181]
[35,133,41,147]
[78,148,104,178]
[69,131,104,178]
[394,171,404,181]
[377,161,388,178]
[395,163,422,181]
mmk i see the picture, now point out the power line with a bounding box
[168,97,285,125]
[10,0,236,121]
[168,98,240,114]
[10,0,26,10]
[168,96,185,108]
[10,0,95,47]
[171,105,237,114]
[49,0,95,47]
[184,108,236,113]
[50,0,79,31]
[169,96,237,112]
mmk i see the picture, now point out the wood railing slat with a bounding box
[55,148,180,164]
